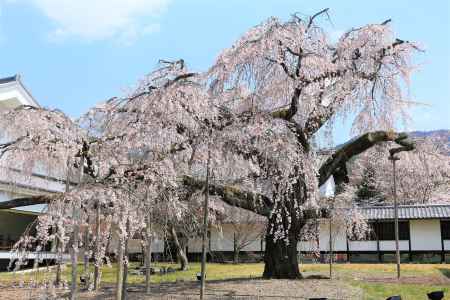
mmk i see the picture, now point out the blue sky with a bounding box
[0,0,449,144]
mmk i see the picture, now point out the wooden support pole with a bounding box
[389,155,401,279]
[94,200,101,290]
[200,149,211,300]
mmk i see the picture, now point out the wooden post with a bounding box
[345,234,350,263]
[329,217,333,279]
[145,213,152,294]
[408,222,412,263]
[441,221,445,263]
[94,200,101,290]
[200,149,211,300]
[389,155,401,279]
[376,222,381,263]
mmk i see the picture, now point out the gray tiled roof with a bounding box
[0,75,18,85]
[357,204,450,220]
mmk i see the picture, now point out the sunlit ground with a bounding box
[0,263,449,299]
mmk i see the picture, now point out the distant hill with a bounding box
[409,129,450,155]
[410,129,450,141]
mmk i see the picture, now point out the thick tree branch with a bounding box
[318,131,415,186]
[182,175,272,217]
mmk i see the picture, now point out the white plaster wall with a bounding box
[348,241,377,251]
[379,240,409,251]
[126,240,143,254]
[0,190,13,201]
[109,235,164,254]
[298,241,317,252]
[443,240,450,251]
[210,227,233,251]
[319,220,347,251]
[187,237,202,253]
[210,224,263,252]
[410,219,442,251]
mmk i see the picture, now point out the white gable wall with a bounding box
[0,80,38,109]
[410,219,442,251]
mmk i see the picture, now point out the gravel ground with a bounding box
[0,278,363,300]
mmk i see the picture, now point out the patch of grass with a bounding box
[99,262,263,284]
[0,262,264,285]
[0,263,449,300]
[439,268,450,279]
[354,282,449,300]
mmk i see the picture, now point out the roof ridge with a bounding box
[0,74,19,84]
[358,203,450,209]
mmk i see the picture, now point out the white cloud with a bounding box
[31,0,170,44]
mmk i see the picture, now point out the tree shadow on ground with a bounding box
[86,276,336,299]
[438,268,450,279]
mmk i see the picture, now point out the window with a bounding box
[373,221,409,240]
[441,220,450,240]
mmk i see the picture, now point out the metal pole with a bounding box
[390,155,401,279]
[200,149,211,300]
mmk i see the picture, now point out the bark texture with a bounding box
[170,226,189,271]
[262,225,302,279]
[262,187,306,279]
[115,238,124,300]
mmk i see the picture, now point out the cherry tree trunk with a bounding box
[233,233,240,264]
[83,229,90,286]
[115,238,124,300]
[262,183,306,279]
[233,249,240,264]
[70,221,79,300]
[122,235,129,300]
[53,229,62,286]
[170,226,189,271]
[121,219,131,300]
[55,253,62,286]
[262,220,303,279]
